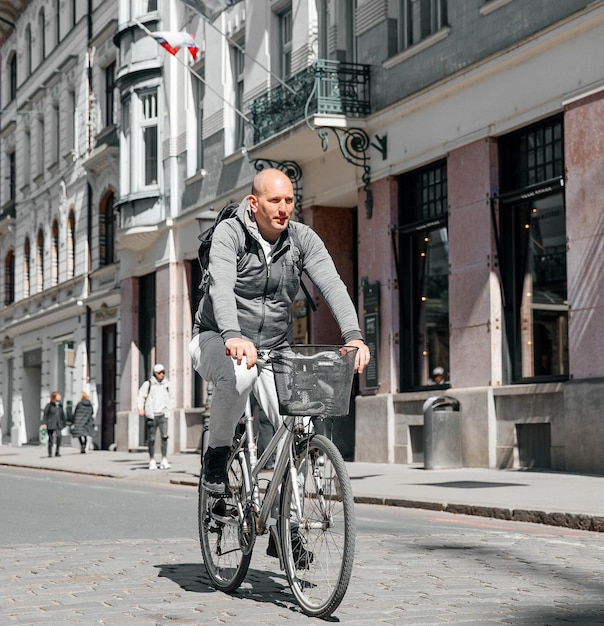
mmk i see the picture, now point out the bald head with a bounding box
[251,168,292,197]
[248,168,294,242]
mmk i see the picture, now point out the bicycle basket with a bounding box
[269,345,358,417]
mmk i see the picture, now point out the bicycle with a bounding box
[197,344,358,618]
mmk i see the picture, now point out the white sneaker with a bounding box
[159,459,171,470]
[149,459,158,470]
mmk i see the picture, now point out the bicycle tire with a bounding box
[198,448,253,592]
[280,433,356,618]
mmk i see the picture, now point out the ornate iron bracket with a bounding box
[251,159,303,222]
[372,133,387,160]
[317,127,374,218]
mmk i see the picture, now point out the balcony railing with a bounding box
[249,59,371,145]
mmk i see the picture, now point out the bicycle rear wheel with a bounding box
[198,449,253,591]
[280,433,356,618]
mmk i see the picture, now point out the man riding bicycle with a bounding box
[188,168,370,499]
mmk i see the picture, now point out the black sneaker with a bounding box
[202,446,230,495]
[267,527,314,569]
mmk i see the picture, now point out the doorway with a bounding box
[101,324,117,449]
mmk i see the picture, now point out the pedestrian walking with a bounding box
[41,391,66,458]
[137,364,174,470]
[70,392,95,453]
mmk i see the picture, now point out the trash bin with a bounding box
[423,395,462,469]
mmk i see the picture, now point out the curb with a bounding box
[4,462,603,533]
[354,495,604,533]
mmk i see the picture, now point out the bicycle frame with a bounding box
[233,399,307,535]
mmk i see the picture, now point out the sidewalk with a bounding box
[1,443,602,532]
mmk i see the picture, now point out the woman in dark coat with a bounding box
[42,391,66,458]
[70,392,95,453]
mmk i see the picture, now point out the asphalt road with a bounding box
[1,466,604,625]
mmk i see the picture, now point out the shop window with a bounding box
[498,116,568,381]
[397,160,449,389]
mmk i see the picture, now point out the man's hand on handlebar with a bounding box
[225,337,258,369]
[344,339,371,374]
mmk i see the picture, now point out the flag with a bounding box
[180,0,240,23]
[150,31,200,60]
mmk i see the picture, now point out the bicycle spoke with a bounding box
[280,434,355,618]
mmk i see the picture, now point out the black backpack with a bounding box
[197,202,316,310]
[197,202,249,298]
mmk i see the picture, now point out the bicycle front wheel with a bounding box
[280,433,356,618]
[198,449,253,592]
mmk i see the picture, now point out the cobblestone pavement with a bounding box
[3,508,604,625]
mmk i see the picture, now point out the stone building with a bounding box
[2,0,604,474]
[0,0,119,448]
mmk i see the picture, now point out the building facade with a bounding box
[0,0,120,448]
[2,0,604,474]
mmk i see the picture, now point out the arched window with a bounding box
[8,52,17,102]
[25,24,32,76]
[39,9,46,62]
[4,248,15,305]
[99,191,116,266]
[37,228,44,291]
[51,219,59,286]
[67,210,75,279]
[24,237,31,298]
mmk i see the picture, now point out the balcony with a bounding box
[249,59,371,147]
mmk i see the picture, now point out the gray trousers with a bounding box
[188,331,282,449]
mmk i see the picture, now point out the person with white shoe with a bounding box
[137,364,174,470]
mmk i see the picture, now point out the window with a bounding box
[397,0,448,51]
[141,91,158,186]
[8,53,17,102]
[37,228,44,291]
[26,24,32,76]
[51,219,59,286]
[99,192,116,266]
[52,103,60,164]
[8,151,16,204]
[67,90,76,153]
[67,210,75,279]
[193,65,205,172]
[231,39,245,150]
[498,116,568,381]
[24,237,31,298]
[37,117,45,176]
[55,0,60,44]
[24,130,31,186]
[4,248,15,305]
[39,9,46,62]
[397,160,449,389]
[316,0,328,59]
[105,62,116,127]
[279,6,292,79]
